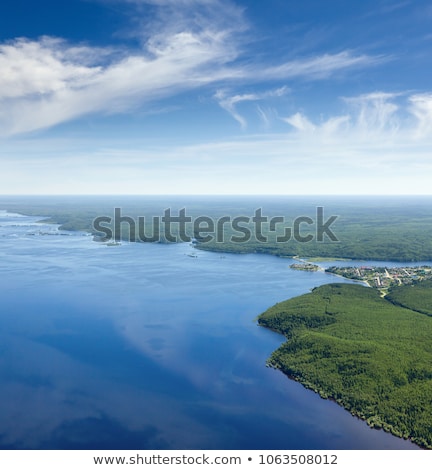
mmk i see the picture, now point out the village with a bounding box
[325,265,432,289]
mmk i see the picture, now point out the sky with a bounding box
[1,0,432,195]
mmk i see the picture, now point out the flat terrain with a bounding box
[2,195,432,261]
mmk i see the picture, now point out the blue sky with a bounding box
[1,0,432,195]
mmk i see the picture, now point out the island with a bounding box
[289,262,320,271]
[258,281,432,449]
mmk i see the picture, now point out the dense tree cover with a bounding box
[386,280,432,317]
[195,220,432,262]
[2,195,432,261]
[258,283,432,449]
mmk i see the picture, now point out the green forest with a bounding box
[2,195,432,262]
[386,280,432,317]
[258,282,432,449]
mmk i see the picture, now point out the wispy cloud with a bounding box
[342,92,400,134]
[0,31,239,136]
[215,86,288,128]
[0,37,104,99]
[0,0,384,136]
[380,1,411,14]
[283,92,406,139]
[0,0,245,136]
[256,105,274,129]
[3,104,431,195]
[2,86,432,195]
[409,93,432,137]
[283,112,316,132]
[257,51,384,80]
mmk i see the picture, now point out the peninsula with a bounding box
[258,281,432,449]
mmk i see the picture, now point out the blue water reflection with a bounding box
[0,212,419,449]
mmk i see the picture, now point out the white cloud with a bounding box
[0,0,245,136]
[2,118,432,195]
[320,115,351,134]
[256,105,273,129]
[283,112,315,132]
[3,81,432,196]
[283,92,407,141]
[343,92,400,135]
[215,86,288,128]
[0,29,240,136]
[409,93,432,137]
[258,51,384,81]
[0,0,383,136]
[0,37,103,99]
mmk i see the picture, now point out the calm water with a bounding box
[0,211,419,449]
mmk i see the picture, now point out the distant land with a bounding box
[1,195,432,262]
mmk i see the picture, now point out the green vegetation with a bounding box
[2,195,432,261]
[194,197,432,261]
[258,282,432,449]
[289,263,320,271]
[386,280,432,317]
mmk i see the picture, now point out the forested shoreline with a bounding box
[258,282,432,449]
[2,196,432,262]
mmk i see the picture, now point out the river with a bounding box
[0,211,419,449]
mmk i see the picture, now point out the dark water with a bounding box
[0,211,419,449]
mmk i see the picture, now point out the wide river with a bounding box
[0,212,419,449]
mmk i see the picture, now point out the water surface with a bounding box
[0,212,419,449]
